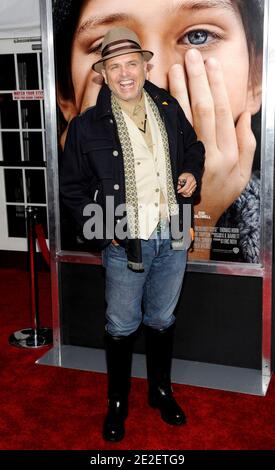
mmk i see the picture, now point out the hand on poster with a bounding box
[169,49,256,228]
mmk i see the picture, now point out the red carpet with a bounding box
[0,267,275,450]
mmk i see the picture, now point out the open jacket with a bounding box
[60,80,205,270]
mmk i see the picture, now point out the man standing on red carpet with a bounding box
[60,27,204,442]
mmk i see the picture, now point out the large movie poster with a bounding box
[53,0,264,265]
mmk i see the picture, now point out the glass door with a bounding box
[0,38,47,251]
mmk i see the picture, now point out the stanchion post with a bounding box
[28,207,40,334]
[9,206,52,348]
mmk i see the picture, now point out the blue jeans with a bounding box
[102,228,187,336]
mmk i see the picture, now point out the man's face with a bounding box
[65,0,261,120]
[101,53,147,103]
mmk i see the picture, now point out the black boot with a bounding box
[144,324,186,426]
[103,331,135,442]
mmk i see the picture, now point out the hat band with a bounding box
[102,39,141,58]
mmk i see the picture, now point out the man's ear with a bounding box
[57,91,78,123]
[101,69,107,83]
[144,60,149,78]
[246,56,262,115]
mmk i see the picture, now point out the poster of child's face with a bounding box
[54,0,264,264]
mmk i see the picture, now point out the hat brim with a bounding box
[92,50,153,73]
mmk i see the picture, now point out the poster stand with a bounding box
[37,0,274,396]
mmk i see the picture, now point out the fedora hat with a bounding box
[92,27,153,73]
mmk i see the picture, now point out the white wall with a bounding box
[0,0,40,38]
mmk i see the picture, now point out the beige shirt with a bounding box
[115,93,154,151]
[116,92,170,239]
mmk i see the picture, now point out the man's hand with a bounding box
[177,172,197,197]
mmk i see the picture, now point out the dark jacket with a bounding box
[60,80,205,268]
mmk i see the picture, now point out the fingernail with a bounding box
[186,48,200,62]
[205,57,219,69]
[171,63,183,70]
[170,63,184,76]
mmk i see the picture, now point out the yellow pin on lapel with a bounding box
[162,101,168,105]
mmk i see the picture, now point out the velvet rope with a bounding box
[35,223,50,267]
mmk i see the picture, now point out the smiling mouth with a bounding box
[119,80,135,89]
